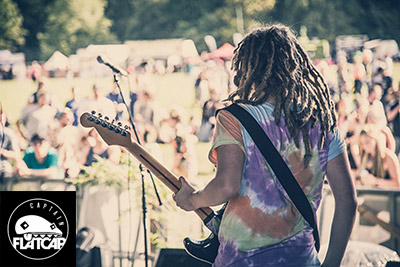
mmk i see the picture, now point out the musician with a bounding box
[173,24,357,266]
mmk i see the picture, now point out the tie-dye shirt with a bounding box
[207,102,345,266]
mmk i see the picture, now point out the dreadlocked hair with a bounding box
[228,24,337,167]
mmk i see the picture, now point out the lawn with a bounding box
[0,72,215,179]
[1,63,399,179]
[0,73,201,123]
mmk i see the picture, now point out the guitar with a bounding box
[80,111,219,264]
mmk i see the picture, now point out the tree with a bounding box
[13,0,55,61]
[172,1,237,52]
[104,0,275,52]
[38,0,117,61]
[0,0,25,51]
[354,0,400,42]
[104,0,135,42]
[264,0,400,45]
[10,0,400,61]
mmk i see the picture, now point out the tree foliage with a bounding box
[13,0,56,61]
[264,0,400,44]
[14,0,116,61]
[38,0,117,61]
[104,0,275,52]
[0,0,25,51]
[5,0,400,60]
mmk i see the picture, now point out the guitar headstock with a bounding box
[80,111,132,147]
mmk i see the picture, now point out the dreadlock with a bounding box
[228,24,337,167]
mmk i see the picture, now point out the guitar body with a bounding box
[184,234,219,265]
[80,112,220,264]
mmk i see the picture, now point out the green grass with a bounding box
[1,63,399,179]
[0,73,202,124]
[0,73,215,177]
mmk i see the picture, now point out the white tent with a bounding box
[44,51,69,71]
[125,39,198,59]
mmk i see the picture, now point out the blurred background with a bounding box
[1,0,400,266]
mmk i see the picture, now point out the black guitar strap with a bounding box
[222,103,320,252]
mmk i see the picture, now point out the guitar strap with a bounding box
[222,103,320,252]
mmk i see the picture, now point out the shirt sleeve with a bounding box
[208,109,245,165]
[46,148,59,168]
[327,127,346,161]
[23,149,34,168]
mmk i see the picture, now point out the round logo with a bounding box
[7,198,69,260]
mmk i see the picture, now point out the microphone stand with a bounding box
[112,73,162,267]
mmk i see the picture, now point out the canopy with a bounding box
[44,51,69,70]
[0,50,24,65]
[125,39,198,59]
[211,43,235,59]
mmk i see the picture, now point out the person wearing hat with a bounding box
[21,133,59,178]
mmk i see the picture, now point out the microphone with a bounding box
[97,55,127,76]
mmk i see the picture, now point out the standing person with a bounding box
[0,102,25,177]
[173,25,357,267]
[386,85,400,155]
[16,90,57,142]
[76,85,116,123]
[106,82,125,120]
[353,52,366,95]
[197,88,225,142]
[65,86,82,126]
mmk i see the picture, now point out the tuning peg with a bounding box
[104,116,109,120]
[124,125,129,130]
[91,110,96,115]
[98,113,103,118]
[117,122,122,127]
[114,128,122,134]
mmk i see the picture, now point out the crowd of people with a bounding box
[0,46,399,191]
[332,49,400,189]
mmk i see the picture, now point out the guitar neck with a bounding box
[124,141,214,222]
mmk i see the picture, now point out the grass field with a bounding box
[1,63,399,178]
[0,72,215,178]
[0,73,202,123]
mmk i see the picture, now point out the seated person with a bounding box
[106,82,125,120]
[82,129,120,166]
[354,128,400,189]
[197,88,225,142]
[21,134,60,178]
[172,126,198,180]
[0,103,25,177]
